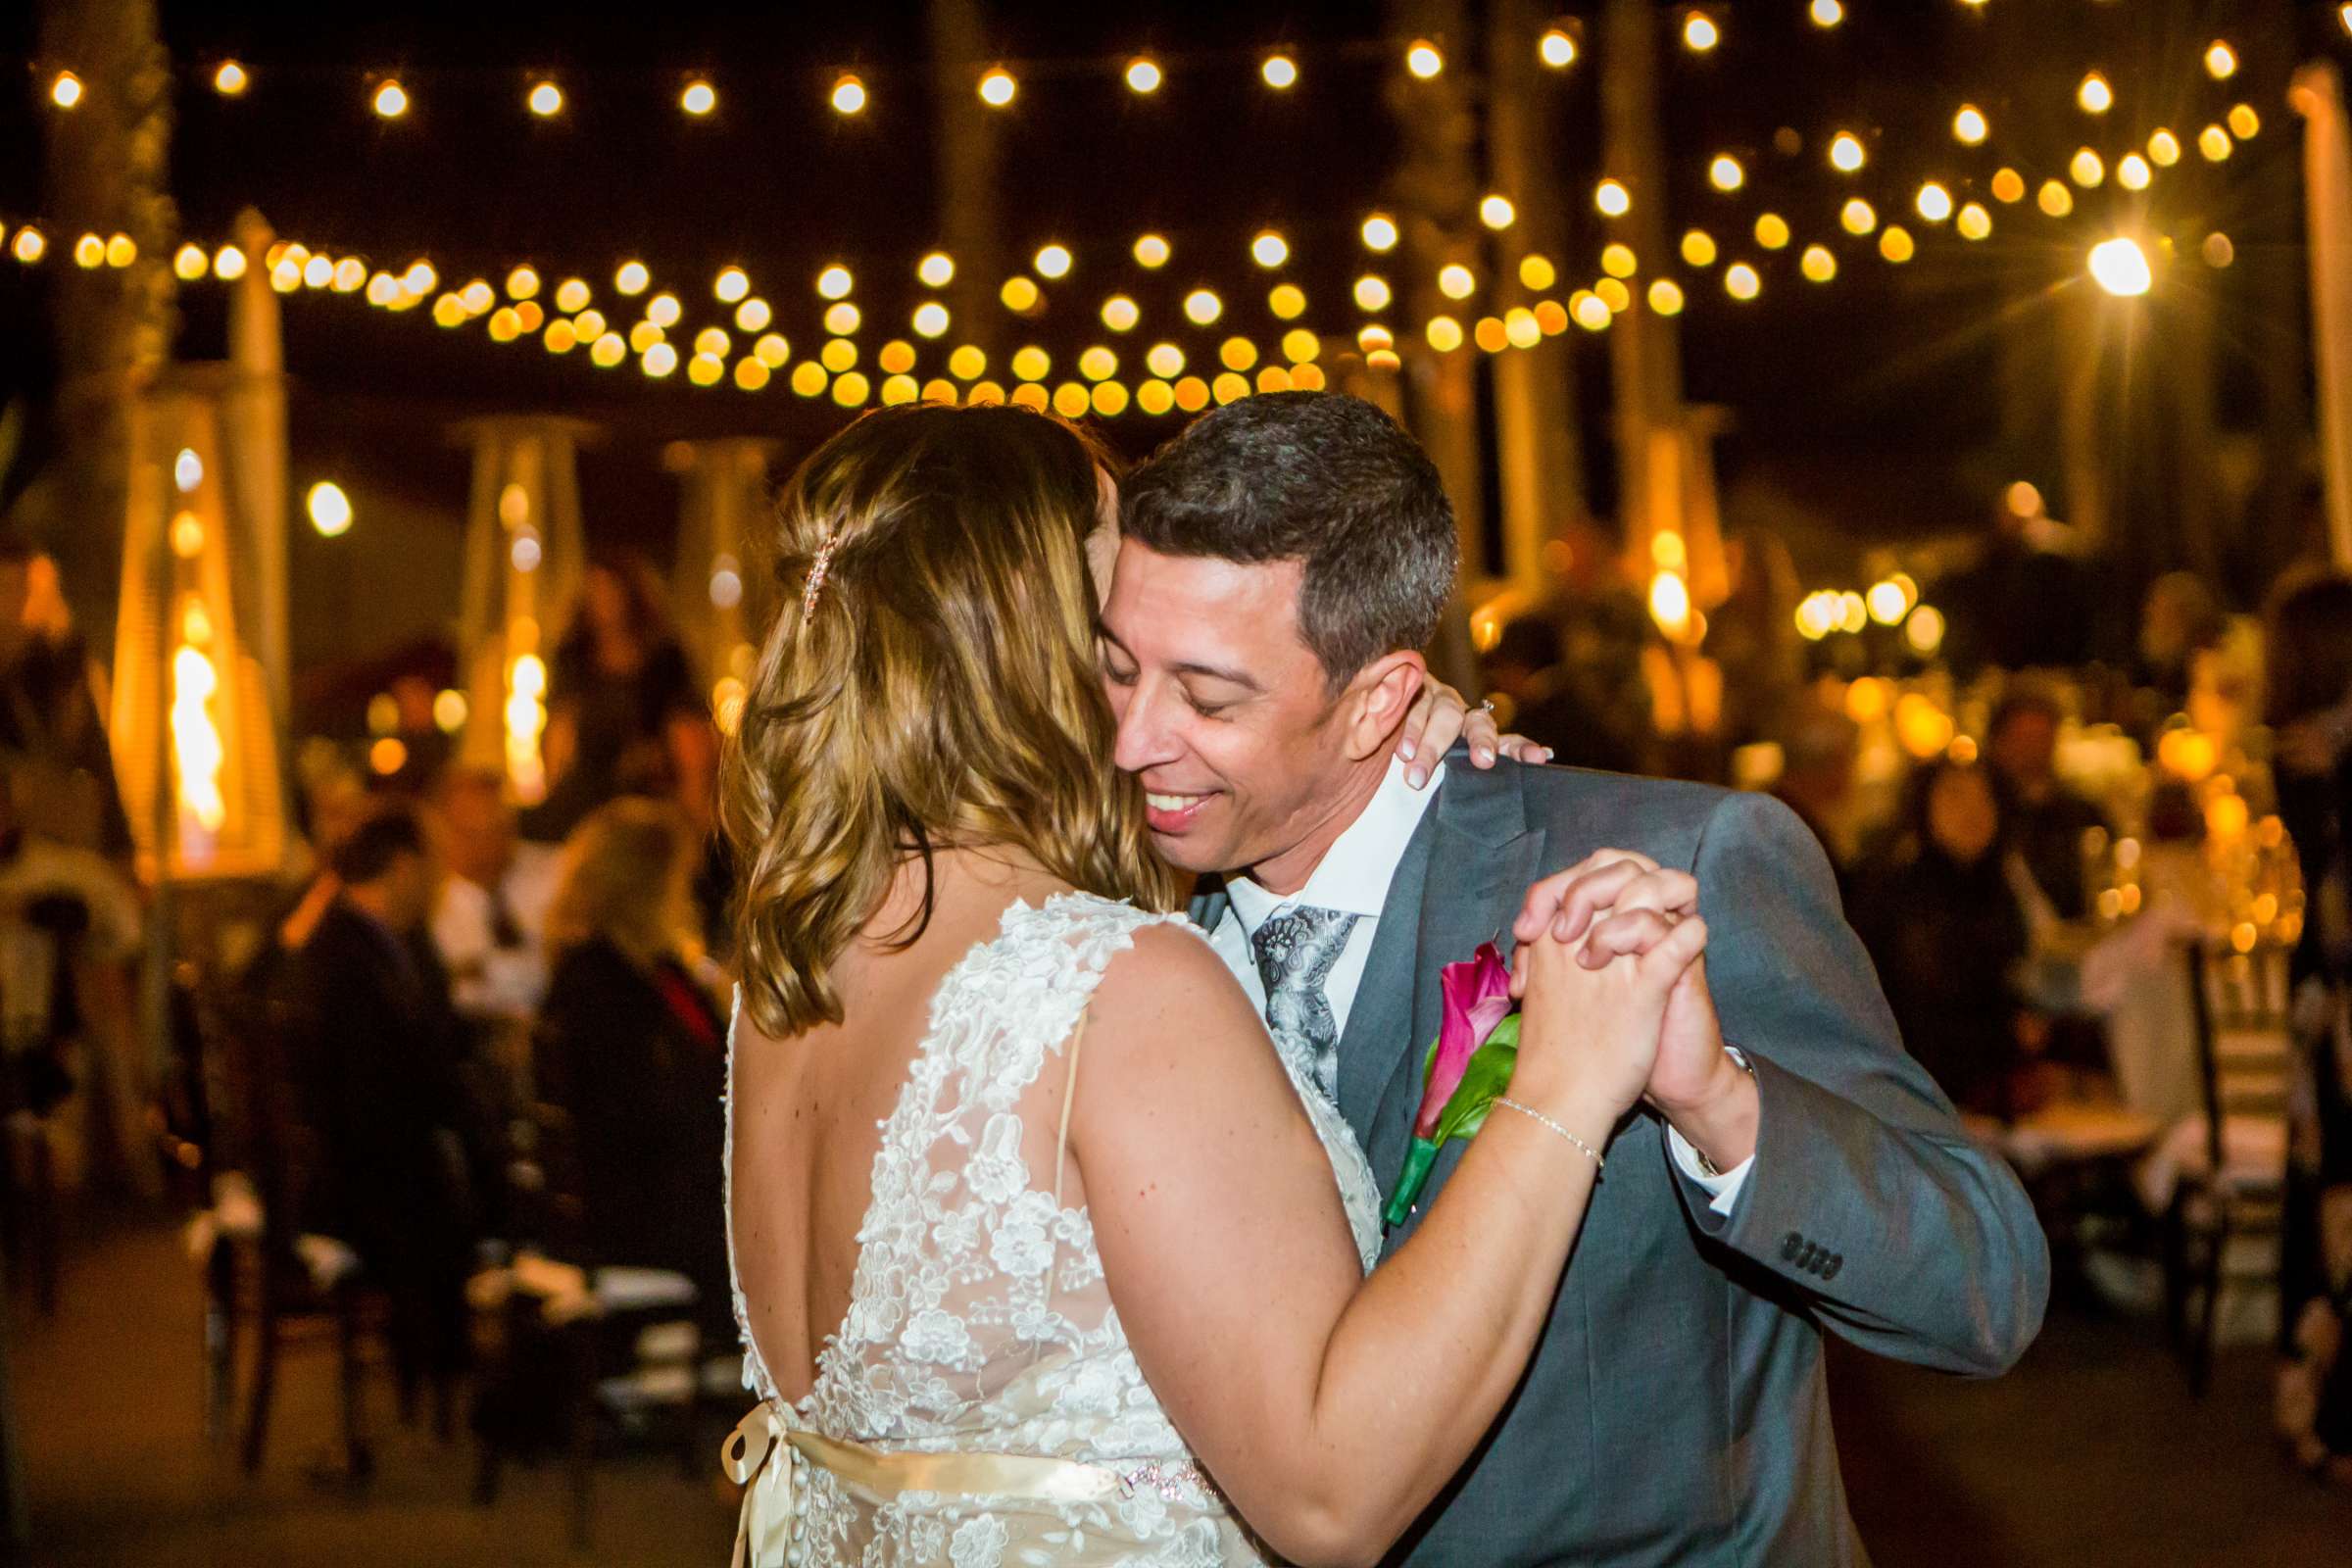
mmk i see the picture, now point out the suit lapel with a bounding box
[1351,759,1548,1199]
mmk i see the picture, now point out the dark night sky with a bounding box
[0,0,2336,674]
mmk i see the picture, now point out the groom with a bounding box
[1102,392,2049,1566]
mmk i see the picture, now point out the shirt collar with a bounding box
[1226,757,1442,936]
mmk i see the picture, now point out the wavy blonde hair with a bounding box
[544,796,701,968]
[723,405,1177,1038]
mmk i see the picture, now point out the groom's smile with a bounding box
[1102,540,1404,893]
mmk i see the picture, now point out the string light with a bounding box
[2070,148,2105,187]
[1595,179,1631,218]
[1133,233,1170,268]
[912,302,950,337]
[1724,262,1760,300]
[682,79,716,116]
[1646,279,1685,316]
[1102,295,1140,330]
[1916,182,1953,221]
[1539,28,1577,68]
[528,80,564,117]
[2229,103,2261,139]
[373,79,410,119]
[1250,230,1290,268]
[49,72,82,110]
[830,74,866,115]
[12,228,45,265]
[2198,124,2231,161]
[1752,214,1788,250]
[1124,57,1162,94]
[1268,283,1306,318]
[816,264,854,299]
[1353,274,1392,312]
[214,61,249,97]
[554,276,590,312]
[1990,168,2026,202]
[1830,131,1865,172]
[1601,243,1638,277]
[1801,244,1837,282]
[1034,244,1072,279]
[824,302,860,335]
[1952,105,1987,145]
[1811,0,1843,25]
[1404,40,1445,79]
[2205,41,2237,80]
[917,252,955,287]
[1708,155,1743,192]
[978,68,1016,107]
[1956,203,1992,240]
[1261,54,1297,89]
[1361,214,1399,253]
[1426,316,1463,352]
[213,244,243,278]
[2088,236,2152,297]
[1438,264,1476,300]
[2147,128,2181,167]
[308,481,354,538]
[1879,226,1915,264]
[2117,154,2151,191]
[615,260,650,295]
[2077,72,2112,116]
[1001,276,1041,312]
[1681,228,1718,266]
[1479,194,1517,230]
[2038,180,2074,217]
[1183,288,1222,324]
[1519,255,1556,289]
[1682,11,1720,53]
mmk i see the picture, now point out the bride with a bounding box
[719,405,1707,1566]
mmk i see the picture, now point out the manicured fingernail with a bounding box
[1408,766,1429,788]
[1543,748,1556,761]
[1476,748,1494,764]
[1399,738,1416,760]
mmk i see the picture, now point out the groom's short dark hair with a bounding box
[1120,392,1458,688]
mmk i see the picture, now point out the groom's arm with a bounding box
[1678,790,2049,1377]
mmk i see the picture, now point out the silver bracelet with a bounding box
[1494,1097,1604,1169]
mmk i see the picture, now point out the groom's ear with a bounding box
[1337,651,1427,761]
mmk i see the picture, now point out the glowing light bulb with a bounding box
[213,244,244,279]
[1595,179,1631,218]
[1125,57,1162,94]
[2205,40,2237,80]
[1683,12,1720,52]
[831,74,866,115]
[1183,289,1222,325]
[1251,230,1290,268]
[1133,233,1170,268]
[1539,29,1577,69]
[1724,263,1760,301]
[1261,54,1297,89]
[1810,0,1843,25]
[1361,214,1399,252]
[2149,128,2181,167]
[978,68,1016,107]
[307,481,353,537]
[1405,40,1444,79]
[816,265,854,299]
[1034,244,1072,279]
[1480,194,1516,230]
[2117,154,2150,191]
[2078,72,2112,116]
[1953,105,1987,145]
[714,266,750,303]
[912,302,950,338]
[681,79,716,116]
[527,80,563,117]
[1102,295,1140,331]
[1438,264,1476,300]
[1916,182,1954,221]
[2088,236,2152,297]
[917,252,955,288]
[50,72,82,110]
[1801,244,1837,282]
[2071,147,2106,186]
[372,79,409,119]
[214,61,249,97]
[1708,155,1743,192]
[1353,274,1392,312]
[1830,131,1866,172]
[615,260,650,296]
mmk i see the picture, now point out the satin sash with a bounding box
[724,1405,1126,1568]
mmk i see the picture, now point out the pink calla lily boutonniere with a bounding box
[1383,941,1522,1227]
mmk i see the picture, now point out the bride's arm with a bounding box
[1078,912,1702,1568]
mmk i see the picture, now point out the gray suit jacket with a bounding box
[1192,755,2049,1567]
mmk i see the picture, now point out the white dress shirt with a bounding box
[1206,757,1752,1215]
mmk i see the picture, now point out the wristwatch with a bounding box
[1691,1045,1757,1180]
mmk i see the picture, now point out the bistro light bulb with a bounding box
[1133,233,1170,268]
[308,481,354,537]
[1361,214,1399,252]
[1125,57,1162,94]
[373,79,410,118]
[2078,72,2112,115]
[978,68,1016,107]
[1034,244,1073,279]
[527,80,564,117]
[1480,194,1517,229]
[214,61,249,96]
[831,74,867,115]
[1595,179,1631,217]
[1683,12,1720,52]
[1261,54,1298,89]
[1251,230,1290,268]
[1708,155,1742,192]
[1831,131,1866,171]
[50,72,82,109]
[816,264,854,299]
[1953,105,1988,145]
[1405,40,1445,79]
[2205,40,2237,80]
[681,79,716,116]
[1539,29,1577,69]
[2088,236,2152,297]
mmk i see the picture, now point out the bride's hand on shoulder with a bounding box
[1396,677,1551,788]
[1511,908,1708,1132]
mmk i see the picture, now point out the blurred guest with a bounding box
[428,766,555,1025]
[291,806,472,1403]
[1941,487,2095,675]
[0,769,149,1195]
[1853,760,2038,1118]
[2134,571,2227,718]
[2266,573,2352,1481]
[0,545,132,863]
[1985,688,2108,920]
[522,557,711,844]
[533,798,727,1317]
[1482,613,1643,774]
[376,672,455,798]
[1771,701,1862,889]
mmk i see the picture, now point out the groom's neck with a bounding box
[1243,747,1396,898]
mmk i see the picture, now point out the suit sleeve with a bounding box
[1669,789,2050,1376]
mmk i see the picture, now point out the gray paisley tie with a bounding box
[1250,906,1362,1102]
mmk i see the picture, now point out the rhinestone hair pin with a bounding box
[799,529,841,627]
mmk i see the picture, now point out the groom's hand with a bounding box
[1510,852,1759,1172]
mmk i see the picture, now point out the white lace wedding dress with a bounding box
[722,892,1383,1567]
